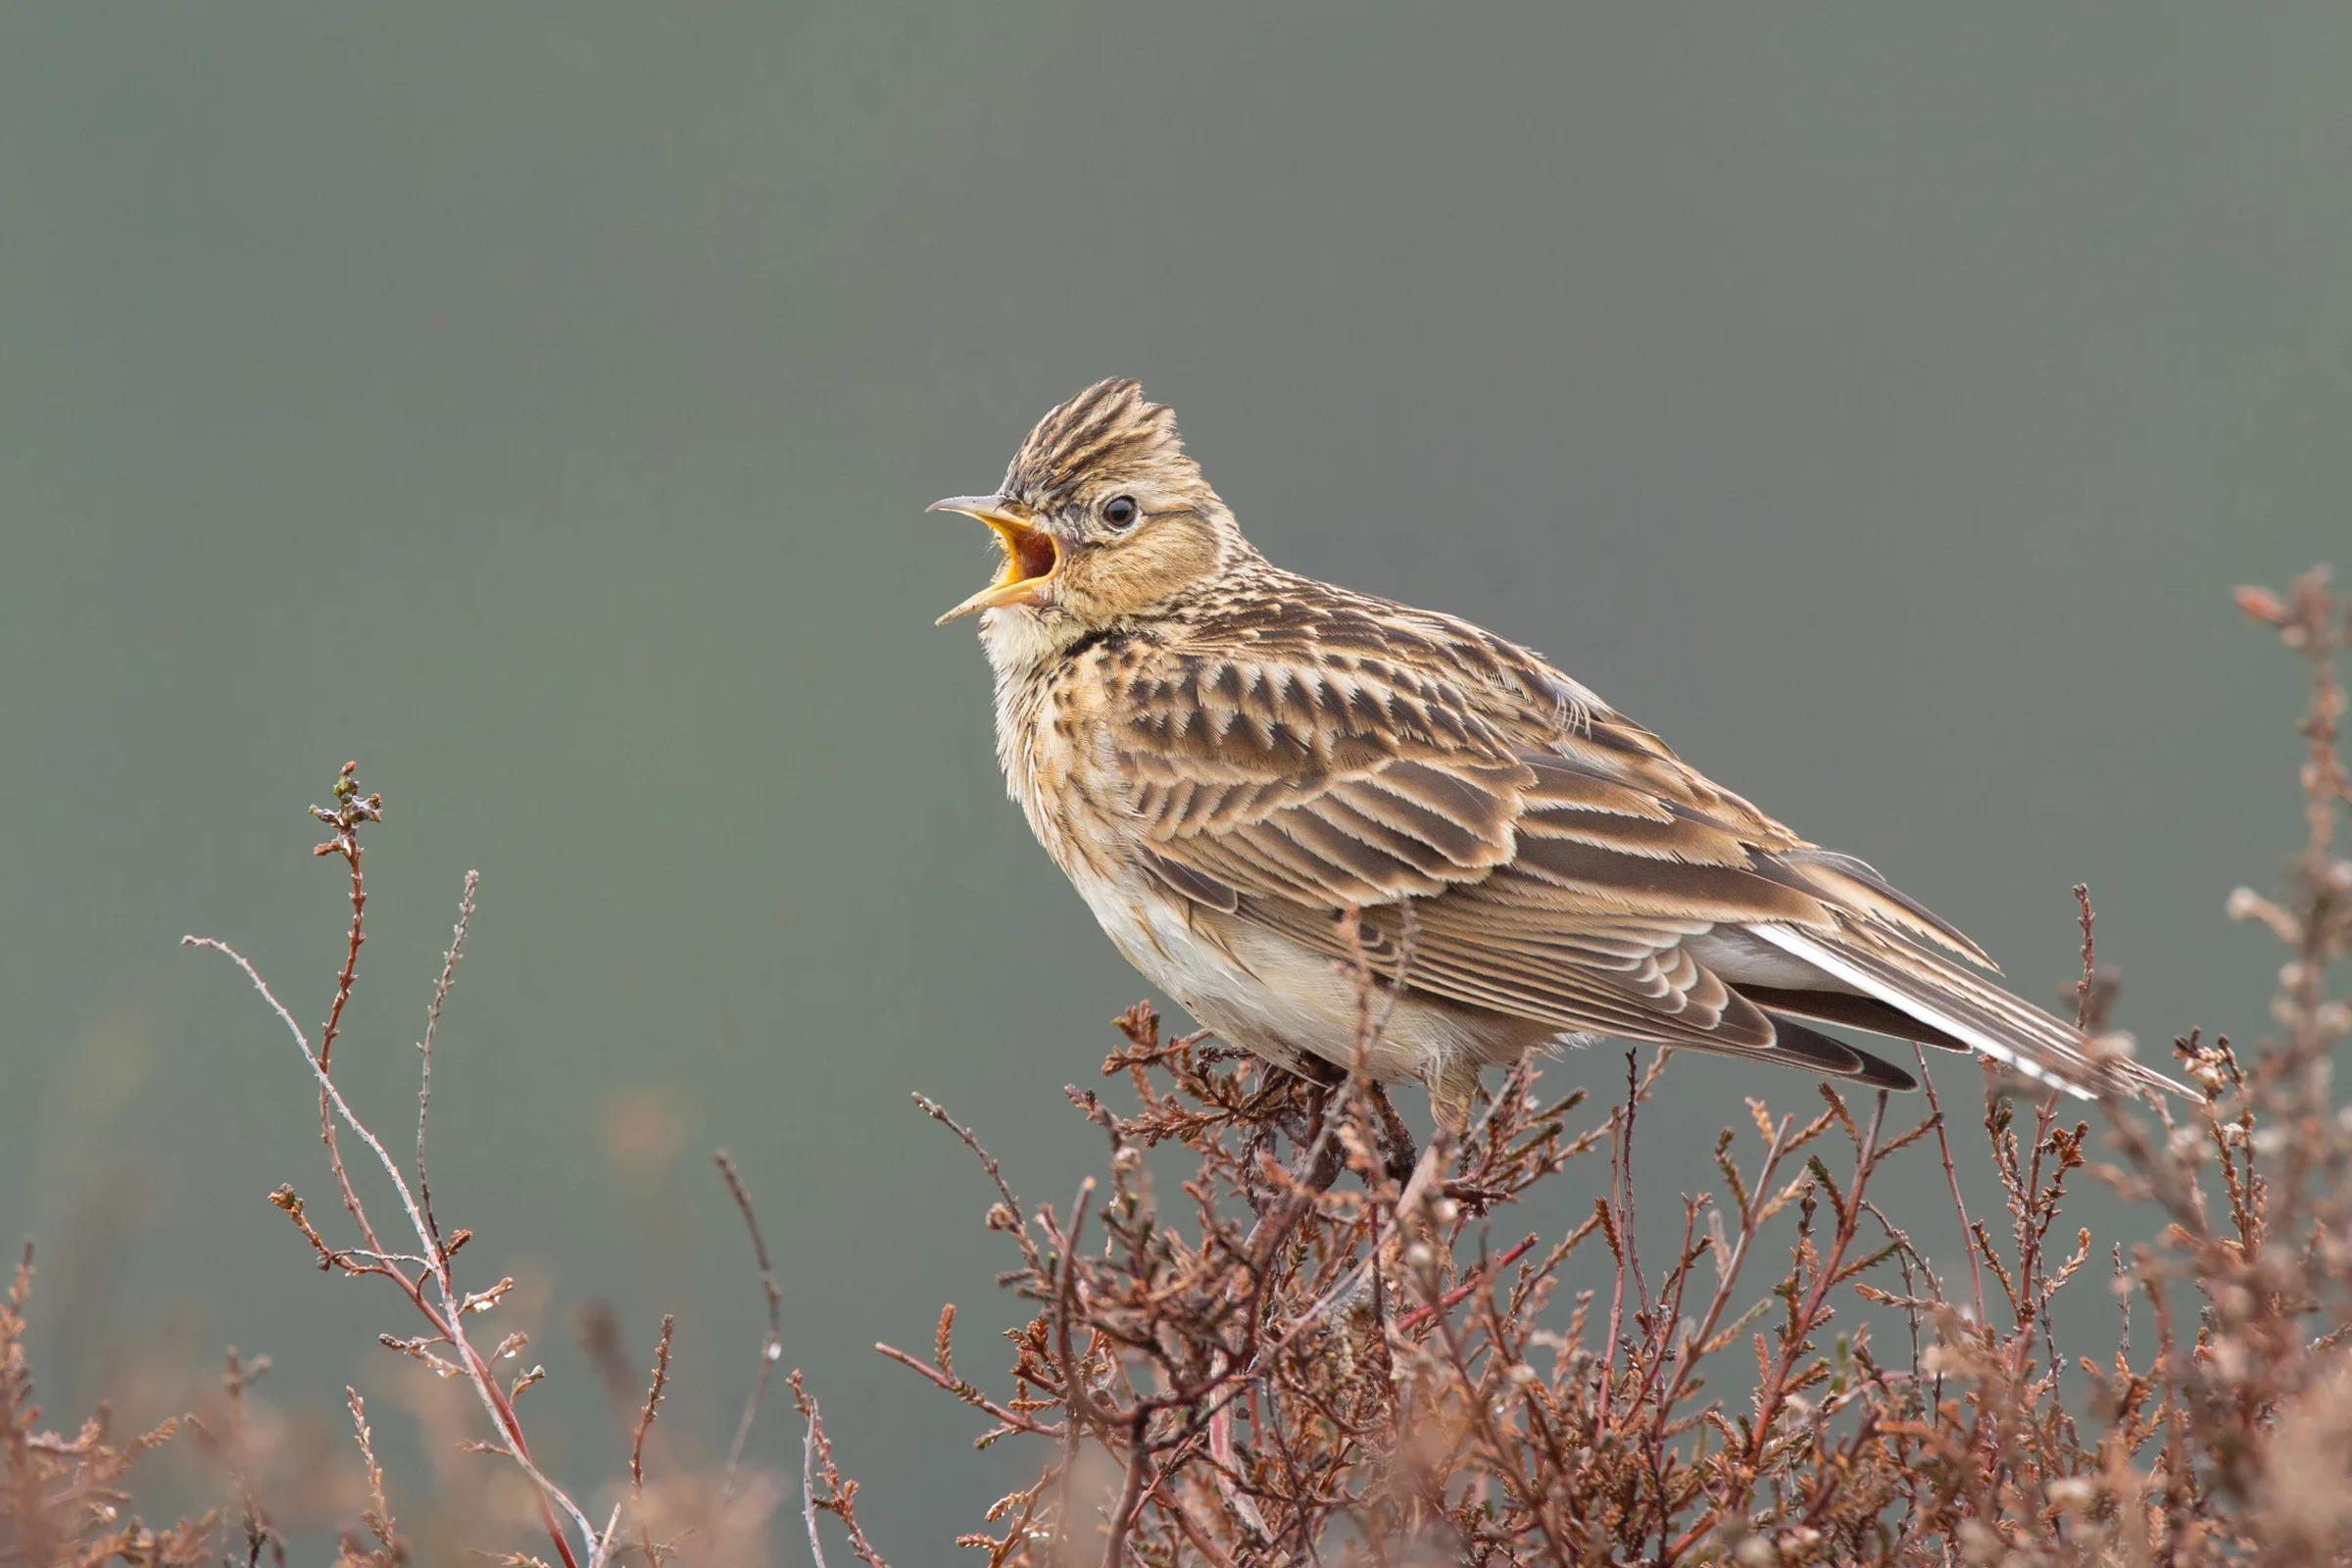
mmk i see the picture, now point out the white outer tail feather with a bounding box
[1749,925,2100,1102]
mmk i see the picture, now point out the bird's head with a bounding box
[932,379,1251,646]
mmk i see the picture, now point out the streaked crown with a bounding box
[1002,378,1207,510]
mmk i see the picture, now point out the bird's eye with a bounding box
[1102,495,1140,530]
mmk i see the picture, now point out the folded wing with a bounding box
[1110,626,2176,1101]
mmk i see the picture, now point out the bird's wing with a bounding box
[1107,645,1861,1066]
[1108,628,2169,1099]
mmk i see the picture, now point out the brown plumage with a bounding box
[932,378,2180,1118]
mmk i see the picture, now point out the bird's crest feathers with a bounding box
[1004,378,1205,508]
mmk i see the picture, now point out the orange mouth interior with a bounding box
[994,518,1059,589]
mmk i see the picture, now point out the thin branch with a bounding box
[714,1150,787,1494]
[631,1314,675,1489]
[416,868,479,1262]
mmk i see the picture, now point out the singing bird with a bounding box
[933,379,2176,1122]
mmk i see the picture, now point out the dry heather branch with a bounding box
[793,567,2352,1566]
[185,763,604,1567]
[715,1149,789,1497]
[0,1246,212,1566]
[168,760,792,1566]
[7,567,2344,1566]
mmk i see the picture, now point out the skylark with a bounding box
[934,378,2176,1120]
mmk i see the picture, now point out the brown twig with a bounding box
[791,1370,890,1568]
[415,868,478,1264]
[713,1150,786,1494]
[187,765,596,1568]
[630,1314,675,1489]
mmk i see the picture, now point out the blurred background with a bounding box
[2,2,2346,1557]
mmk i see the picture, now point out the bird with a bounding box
[930,377,2179,1125]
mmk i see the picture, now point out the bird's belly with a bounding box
[1065,873,1491,1085]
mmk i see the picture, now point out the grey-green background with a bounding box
[3,3,2345,1557]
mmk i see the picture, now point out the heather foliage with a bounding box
[3,568,2346,1566]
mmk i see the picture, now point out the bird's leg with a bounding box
[1245,1054,1347,1223]
[1232,1066,1348,1322]
[1420,1061,1494,1215]
[1424,1060,1480,1142]
[1367,1083,1419,1189]
[1369,1069,1479,1318]
[1423,1065,1527,1217]
[1283,1056,1348,1200]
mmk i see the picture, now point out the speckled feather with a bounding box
[950,379,2181,1106]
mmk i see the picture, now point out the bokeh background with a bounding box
[3,3,2347,1557]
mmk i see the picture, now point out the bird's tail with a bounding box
[1742,923,2186,1102]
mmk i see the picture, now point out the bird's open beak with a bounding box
[930,494,1061,624]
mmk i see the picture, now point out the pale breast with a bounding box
[982,615,1531,1088]
[985,619,1127,885]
